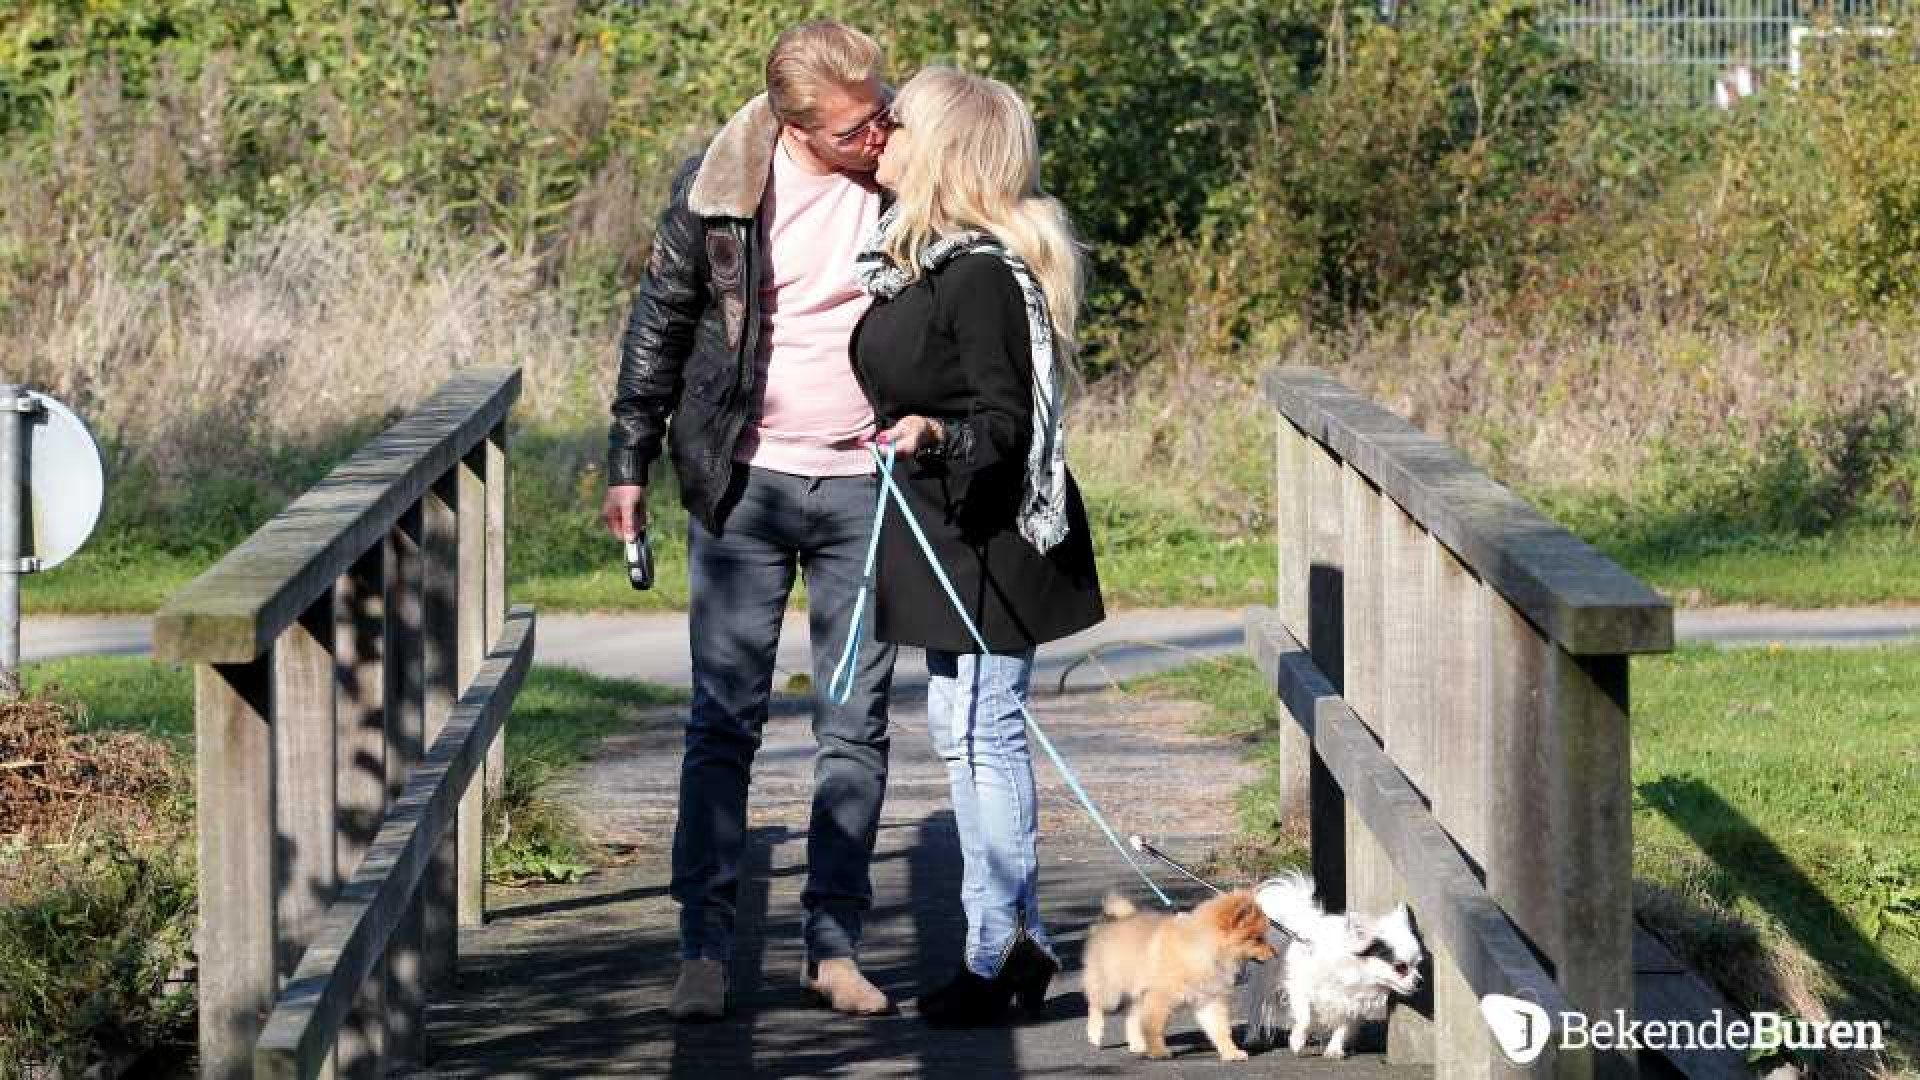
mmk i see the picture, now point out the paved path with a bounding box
[26,605,1920,685]
[394,685,1420,1078]
[21,609,1246,692]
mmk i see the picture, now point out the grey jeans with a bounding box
[672,465,897,964]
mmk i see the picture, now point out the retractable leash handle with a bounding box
[847,443,1174,908]
[1129,835,1223,894]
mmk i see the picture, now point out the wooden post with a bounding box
[483,424,508,807]
[335,547,387,1078]
[1275,420,1313,832]
[1548,647,1635,1080]
[195,658,276,1080]
[272,592,341,1079]
[1431,542,1503,1077]
[1486,599,1636,1078]
[387,505,429,1063]
[1381,498,1436,1065]
[457,444,488,927]
[1341,465,1393,925]
[1487,600,1555,966]
[273,592,340,977]
[423,470,460,991]
[1305,439,1347,907]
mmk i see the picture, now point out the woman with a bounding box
[849,67,1105,1027]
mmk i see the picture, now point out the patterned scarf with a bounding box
[854,206,1071,552]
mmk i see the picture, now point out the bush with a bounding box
[0,834,197,1078]
[0,696,194,1078]
[1711,21,1920,318]
[1268,0,1594,314]
[1516,18,1920,326]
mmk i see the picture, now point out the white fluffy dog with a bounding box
[1245,872,1425,1059]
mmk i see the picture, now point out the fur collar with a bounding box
[688,94,779,219]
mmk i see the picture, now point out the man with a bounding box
[601,21,901,1022]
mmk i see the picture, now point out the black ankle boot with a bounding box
[917,968,1008,1028]
[918,934,1059,1028]
[999,934,1059,1020]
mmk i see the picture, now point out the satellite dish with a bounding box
[23,392,105,571]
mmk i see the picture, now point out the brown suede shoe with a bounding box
[804,956,893,1016]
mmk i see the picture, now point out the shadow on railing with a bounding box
[1248,367,1673,1077]
[154,368,534,1079]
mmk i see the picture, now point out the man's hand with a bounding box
[872,415,943,458]
[603,484,648,541]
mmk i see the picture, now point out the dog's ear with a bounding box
[1208,891,1267,943]
[1231,894,1272,944]
[1205,892,1243,933]
[1343,912,1377,954]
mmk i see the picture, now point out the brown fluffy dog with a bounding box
[1083,890,1277,1061]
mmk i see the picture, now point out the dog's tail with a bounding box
[1100,892,1139,920]
[1254,869,1319,939]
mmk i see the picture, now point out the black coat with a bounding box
[607,95,889,533]
[606,154,760,531]
[851,253,1105,654]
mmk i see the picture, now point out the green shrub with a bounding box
[0,835,196,1077]
[1269,0,1594,313]
[1717,21,1920,317]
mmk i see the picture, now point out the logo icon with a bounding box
[1480,994,1552,1064]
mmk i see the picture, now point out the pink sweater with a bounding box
[733,141,880,477]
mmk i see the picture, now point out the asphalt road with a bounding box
[23,605,1920,692]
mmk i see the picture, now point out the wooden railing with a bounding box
[154,368,534,1079]
[1250,368,1673,1077]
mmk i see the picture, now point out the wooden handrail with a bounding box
[1263,367,1671,656]
[176,369,528,1079]
[1260,367,1674,1077]
[154,368,520,664]
[1247,610,1575,1020]
[254,608,535,1079]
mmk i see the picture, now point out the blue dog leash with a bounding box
[829,443,1174,908]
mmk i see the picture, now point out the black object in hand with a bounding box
[624,532,655,591]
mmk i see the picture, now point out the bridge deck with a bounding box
[396,678,1428,1078]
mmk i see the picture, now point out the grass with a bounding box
[22,657,197,745]
[1632,644,1920,1075]
[1615,523,1920,609]
[23,418,1283,615]
[9,632,685,1079]
[1133,648,1920,1077]
[1121,656,1305,879]
[23,654,683,765]
[20,412,1920,617]
[21,549,215,614]
[34,506,1920,615]
[19,654,685,886]
[1539,488,1920,608]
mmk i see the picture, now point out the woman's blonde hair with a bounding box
[882,67,1084,356]
[765,21,885,128]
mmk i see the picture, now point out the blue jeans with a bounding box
[673,466,897,964]
[926,647,1056,976]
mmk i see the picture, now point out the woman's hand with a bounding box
[872,415,945,458]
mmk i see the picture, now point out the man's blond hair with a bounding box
[765,21,885,128]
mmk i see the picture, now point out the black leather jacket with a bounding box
[606,153,764,532]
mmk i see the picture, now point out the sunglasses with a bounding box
[826,104,901,146]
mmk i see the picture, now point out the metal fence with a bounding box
[1546,0,1910,104]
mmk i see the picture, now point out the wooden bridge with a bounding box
[154,365,1746,1078]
